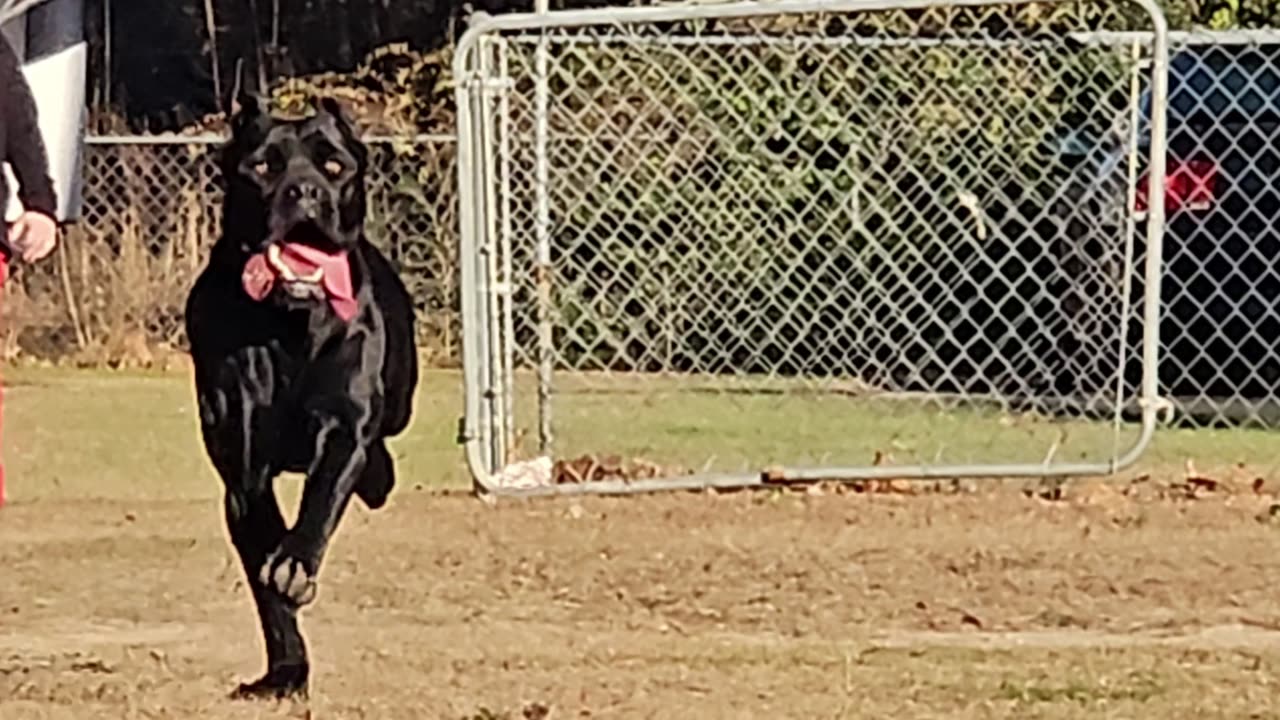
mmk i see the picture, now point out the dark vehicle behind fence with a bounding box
[1052,37,1280,425]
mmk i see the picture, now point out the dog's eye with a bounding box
[323,159,344,177]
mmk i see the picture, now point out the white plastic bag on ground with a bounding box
[491,456,553,490]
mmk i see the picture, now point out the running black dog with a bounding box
[184,88,418,699]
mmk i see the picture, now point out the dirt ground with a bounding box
[5,482,1280,719]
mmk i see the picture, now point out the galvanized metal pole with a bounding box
[456,29,494,490]
[479,38,509,470]
[1112,38,1145,462]
[1137,4,1171,441]
[498,40,518,463]
[533,0,555,457]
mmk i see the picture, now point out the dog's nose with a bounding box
[282,182,325,211]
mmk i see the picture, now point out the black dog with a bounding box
[184,89,418,699]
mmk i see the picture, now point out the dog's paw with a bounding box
[355,440,396,510]
[231,662,309,701]
[259,543,318,606]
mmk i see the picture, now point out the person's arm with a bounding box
[0,36,57,219]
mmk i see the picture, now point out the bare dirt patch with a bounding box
[3,486,1280,718]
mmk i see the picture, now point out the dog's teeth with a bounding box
[267,244,299,281]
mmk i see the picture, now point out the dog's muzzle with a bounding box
[273,180,339,240]
[241,242,359,321]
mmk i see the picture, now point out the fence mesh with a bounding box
[1147,38,1280,427]
[464,2,1169,481]
[8,137,460,365]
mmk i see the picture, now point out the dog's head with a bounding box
[218,86,368,318]
[220,91,368,256]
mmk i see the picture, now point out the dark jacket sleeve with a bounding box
[1,37,57,218]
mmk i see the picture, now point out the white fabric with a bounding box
[2,39,85,222]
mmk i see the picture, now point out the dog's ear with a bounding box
[314,96,358,137]
[221,60,273,183]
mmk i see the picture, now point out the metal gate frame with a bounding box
[454,0,1171,498]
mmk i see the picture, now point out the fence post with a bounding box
[533,0,555,457]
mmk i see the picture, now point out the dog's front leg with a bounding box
[201,350,311,700]
[224,488,311,699]
[259,410,370,606]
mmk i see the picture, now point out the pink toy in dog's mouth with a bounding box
[242,242,357,321]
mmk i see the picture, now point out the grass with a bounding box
[1,366,466,502]
[440,642,1280,719]
[2,366,1277,503]
[996,674,1164,705]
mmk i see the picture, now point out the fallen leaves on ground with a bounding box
[799,479,971,496]
[552,454,692,485]
[1011,462,1274,507]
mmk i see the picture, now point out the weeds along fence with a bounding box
[7,134,461,366]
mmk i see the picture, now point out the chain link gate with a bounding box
[455,0,1171,496]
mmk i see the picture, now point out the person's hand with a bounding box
[8,210,57,263]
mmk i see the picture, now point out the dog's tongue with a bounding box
[242,254,276,301]
[241,243,358,321]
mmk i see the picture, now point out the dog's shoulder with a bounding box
[349,240,409,336]
[185,261,237,357]
[356,241,411,307]
[356,239,418,438]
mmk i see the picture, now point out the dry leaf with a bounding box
[523,702,551,720]
[552,454,691,485]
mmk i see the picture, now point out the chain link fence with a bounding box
[8,135,460,365]
[15,7,1280,464]
[1140,33,1280,427]
[1018,29,1280,429]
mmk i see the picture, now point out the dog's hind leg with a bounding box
[354,439,394,510]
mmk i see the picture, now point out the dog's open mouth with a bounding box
[267,243,328,299]
[241,235,358,321]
